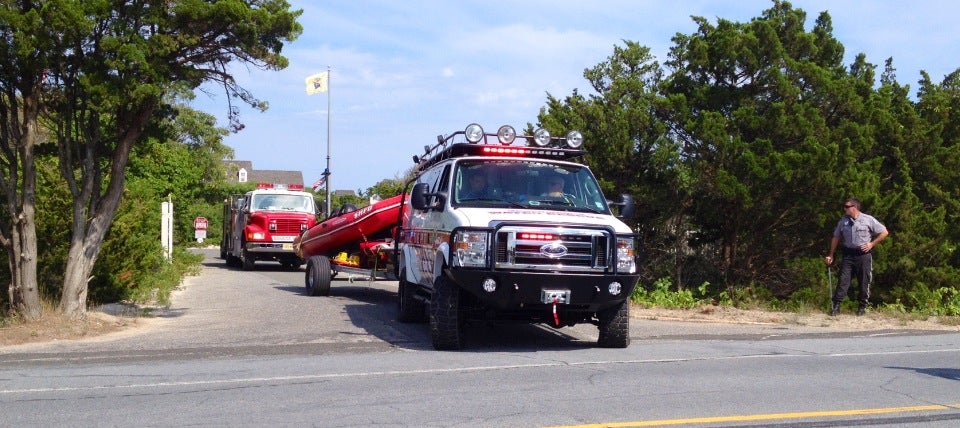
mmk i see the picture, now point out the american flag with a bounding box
[312,177,326,192]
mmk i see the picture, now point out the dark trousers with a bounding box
[834,252,872,306]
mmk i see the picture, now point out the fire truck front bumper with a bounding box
[245,242,297,254]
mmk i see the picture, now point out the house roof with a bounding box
[223,161,303,187]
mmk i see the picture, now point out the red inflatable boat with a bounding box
[294,194,406,264]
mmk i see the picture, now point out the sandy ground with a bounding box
[633,305,960,331]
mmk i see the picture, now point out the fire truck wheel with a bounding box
[305,255,331,296]
[397,270,427,323]
[429,274,464,350]
[241,249,255,271]
[597,300,631,348]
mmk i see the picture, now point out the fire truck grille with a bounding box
[273,219,304,235]
[494,227,610,273]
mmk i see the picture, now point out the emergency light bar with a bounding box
[255,183,305,191]
[414,124,586,171]
[458,124,583,149]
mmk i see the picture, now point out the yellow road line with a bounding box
[545,403,960,428]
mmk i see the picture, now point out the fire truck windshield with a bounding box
[454,160,609,213]
[251,194,316,213]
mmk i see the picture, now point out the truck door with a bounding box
[405,164,449,287]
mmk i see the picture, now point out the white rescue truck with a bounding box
[398,124,641,350]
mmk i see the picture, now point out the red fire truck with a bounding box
[220,183,319,270]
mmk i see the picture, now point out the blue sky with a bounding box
[192,1,960,194]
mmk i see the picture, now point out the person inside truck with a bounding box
[459,171,490,200]
[542,175,567,197]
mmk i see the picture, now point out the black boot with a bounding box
[857,303,866,316]
[830,303,840,316]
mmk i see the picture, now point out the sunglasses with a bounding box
[843,205,855,208]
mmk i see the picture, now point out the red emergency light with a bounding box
[255,183,305,191]
[519,232,557,241]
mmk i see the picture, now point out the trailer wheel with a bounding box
[597,300,631,348]
[429,274,464,350]
[397,270,427,323]
[305,255,331,296]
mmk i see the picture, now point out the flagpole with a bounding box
[324,66,332,217]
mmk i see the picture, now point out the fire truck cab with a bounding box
[221,183,318,270]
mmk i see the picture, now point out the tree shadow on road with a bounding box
[887,366,960,381]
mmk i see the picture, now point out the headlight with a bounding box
[497,125,516,145]
[532,128,551,147]
[616,237,636,273]
[565,130,583,148]
[248,231,266,240]
[452,230,489,268]
[465,123,484,144]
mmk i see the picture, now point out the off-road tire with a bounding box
[397,271,427,323]
[597,300,630,348]
[305,255,331,296]
[429,275,464,350]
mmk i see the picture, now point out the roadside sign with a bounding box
[194,217,208,230]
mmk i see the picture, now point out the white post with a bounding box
[161,199,173,261]
[325,65,332,217]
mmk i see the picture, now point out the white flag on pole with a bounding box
[305,71,329,95]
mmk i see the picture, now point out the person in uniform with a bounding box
[824,198,889,316]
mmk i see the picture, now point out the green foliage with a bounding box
[1,0,303,318]
[365,177,408,200]
[888,283,960,317]
[631,277,700,309]
[536,0,960,315]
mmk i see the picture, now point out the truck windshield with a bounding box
[453,160,609,213]
[251,194,316,213]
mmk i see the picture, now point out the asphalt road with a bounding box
[2,249,959,427]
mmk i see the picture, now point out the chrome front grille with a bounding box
[274,218,305,235]
[494,226,610,272]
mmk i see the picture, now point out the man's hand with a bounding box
[824,255,834,266]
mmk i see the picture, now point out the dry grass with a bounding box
[0,302,132,347]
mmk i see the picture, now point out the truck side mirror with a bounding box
[411,183,430,210]
[619,194,635,219]
[410,182,446,211]
[608,194,635,219]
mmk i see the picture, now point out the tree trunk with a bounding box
[58,104,155,320]
[2,91,42,320]
[6,200,41,320]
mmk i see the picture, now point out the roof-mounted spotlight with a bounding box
[532,128,552,147]
[497,125,516,145]
[565,130,583,149]
[465,123,485,144]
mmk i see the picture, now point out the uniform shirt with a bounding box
[833,213,887,249]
